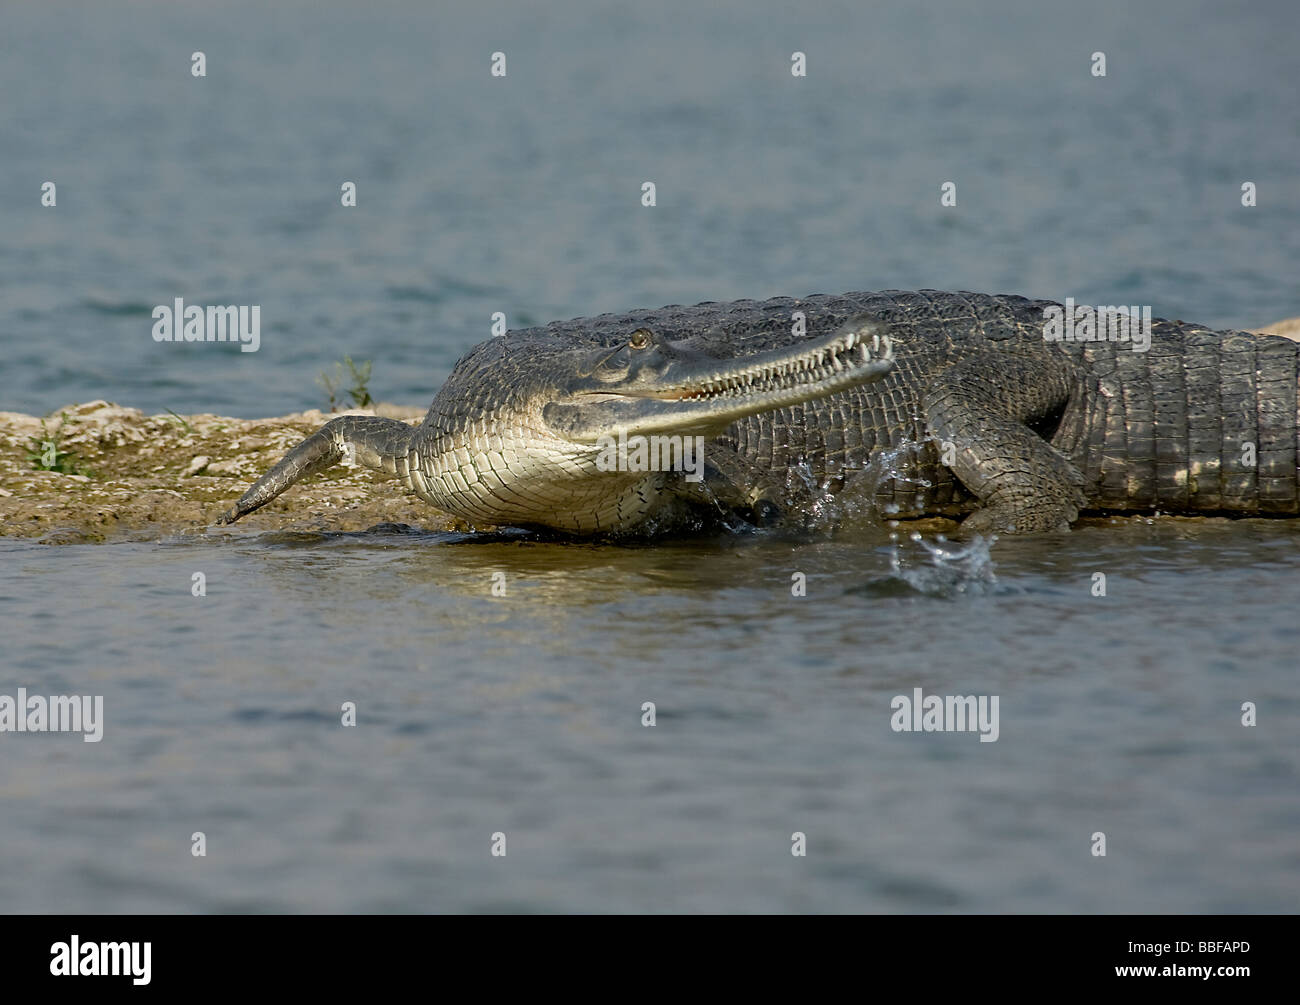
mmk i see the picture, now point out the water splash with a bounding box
[850,531,1002,598]
[779,437,938,533]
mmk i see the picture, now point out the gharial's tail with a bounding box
[216,415,416,524]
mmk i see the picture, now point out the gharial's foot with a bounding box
[957,499,1078,536]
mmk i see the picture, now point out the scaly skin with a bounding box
[218,290,1300,535]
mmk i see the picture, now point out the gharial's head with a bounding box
[418,317,894,532]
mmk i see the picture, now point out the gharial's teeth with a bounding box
[872,334,881,353]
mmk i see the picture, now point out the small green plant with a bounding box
[27,413,89,475]
[162,408,194,435]
[317,356,374,411]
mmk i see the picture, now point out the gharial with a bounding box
[217,290,1300,536]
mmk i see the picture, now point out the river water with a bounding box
[0,0,1297,912]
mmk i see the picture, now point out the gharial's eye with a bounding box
[628,328,652,350]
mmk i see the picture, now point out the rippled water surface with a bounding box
[1,0,1298,912]
[1,520,1298,912]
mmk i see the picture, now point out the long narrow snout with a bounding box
[544,318,895,442]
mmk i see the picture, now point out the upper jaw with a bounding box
[543,319,895,443]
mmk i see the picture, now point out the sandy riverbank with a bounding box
[0,400,468,544]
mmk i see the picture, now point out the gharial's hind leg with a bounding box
[922,354,1086,534]
[217,415,416,524]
